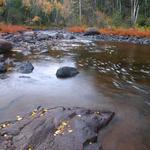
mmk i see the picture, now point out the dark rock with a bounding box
[84,28,100,36]
[0,55,5,62]
[54,33,64,39]
[0,39,12,53]
[12,34,23,42]
[23,36,33,42]
[17,62,34,74]
[2,34,13,40]
[0,63,7,74]
[69,35,76,40]
[36,33,50,41]
[23,31,35,37]
[56,67,79,78]
[0,107,114,150]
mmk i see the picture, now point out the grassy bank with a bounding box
[0,23,150,38]
[0,23,30,33]
[68,26,150,38]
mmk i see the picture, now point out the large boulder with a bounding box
[83,28,100,36]
[56,66,79,78]
[0,62,7,74]
[0,39,12,53]
[0,107,114,150]
[17,62,34,74]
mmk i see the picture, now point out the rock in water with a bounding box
[0,39,12,53]
[0,62,7,74]
[56,67,79,78]
[17,62,34,74]
[0,107,114,150]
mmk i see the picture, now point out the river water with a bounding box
[0,34,150,150]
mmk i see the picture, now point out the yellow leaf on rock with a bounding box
[16,115,23,121]
[68,129,73,133]
[2,124,6,128]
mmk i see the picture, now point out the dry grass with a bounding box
[0,23,29,33]
[99,28,150,38]
[68,26,150,38]
[68,26,86,33]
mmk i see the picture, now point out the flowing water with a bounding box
[0,33,150,150]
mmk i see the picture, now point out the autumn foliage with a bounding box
[99,28,150,38]
[68,26,86,33]
[0,24,29,33]
[68,26,150,38]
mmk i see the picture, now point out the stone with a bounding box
[36,33,50,41]
[0,62,7,74]
[0,39,12,53]
[17,62,34,74]
[23,36,33,42]
[56,67,79,78]
[23,31,35,36]
[0,107,114,150]
[54,33,64,39]
[68,35,76,40]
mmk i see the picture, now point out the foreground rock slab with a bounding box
[0,107,114,150]
[56,67,79,78]
[0,39,12,53]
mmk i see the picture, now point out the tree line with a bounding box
[0,0,149,27]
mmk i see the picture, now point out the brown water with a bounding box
[0,36,150,150]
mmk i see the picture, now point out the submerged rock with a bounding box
[0,107,114,150]
[17,62,34,74]
[0,39,12,53]
[56,66,79,78]
[0,62,7,74]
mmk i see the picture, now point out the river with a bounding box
[0,33,150,150]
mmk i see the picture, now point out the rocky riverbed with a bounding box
[0,29,149,75]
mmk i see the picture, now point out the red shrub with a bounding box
[0,24,30,33]
[68,26,86,33]
[99,28,150,38]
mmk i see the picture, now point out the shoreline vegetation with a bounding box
[0,24,150,38]
[68,26,150,38]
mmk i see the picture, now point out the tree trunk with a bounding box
[131,0,140,25]
[79,0,82,23]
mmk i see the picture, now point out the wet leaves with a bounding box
[16,115,23,121]
[0,123,10,129]
[54,120,73,136]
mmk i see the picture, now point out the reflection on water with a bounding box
[0,37,150,150]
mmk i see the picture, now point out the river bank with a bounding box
[1,30,150,46]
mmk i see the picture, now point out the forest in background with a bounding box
[0,0,150,28]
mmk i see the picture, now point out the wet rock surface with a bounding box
[0,107,114,150]
[56,67,79,78]
[0,62,7,74]
[17,62,34,74]
[0,39,12,53]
